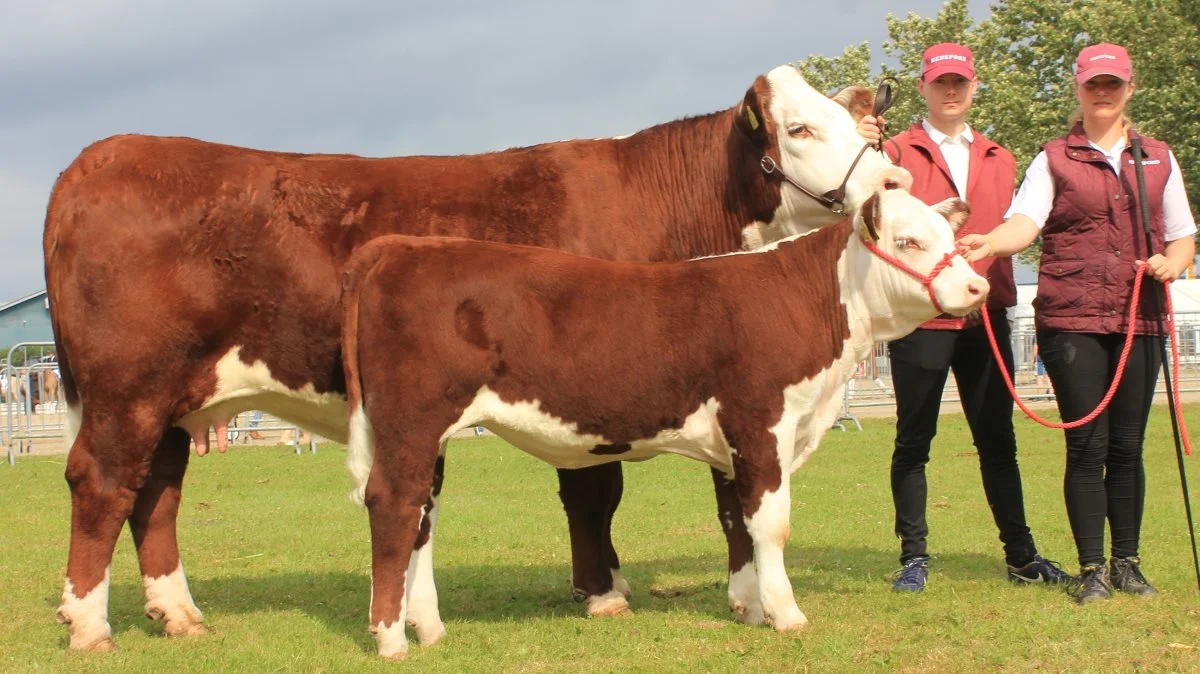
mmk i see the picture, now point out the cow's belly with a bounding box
[446,387,731,471]
[176,347,349,444]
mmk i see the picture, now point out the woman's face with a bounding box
[1076,74,1134,124]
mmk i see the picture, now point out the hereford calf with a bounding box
[341,187,985,658]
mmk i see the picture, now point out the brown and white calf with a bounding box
[341,188,986,658]
[45,65,908,650]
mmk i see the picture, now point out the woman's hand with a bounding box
[957,234,995,262]
[1143,253,1178,283]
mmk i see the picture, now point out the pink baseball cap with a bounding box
[920,43,975,81]
[1075,43,1133,84]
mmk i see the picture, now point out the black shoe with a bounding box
[1110,556,1158,597]
[1007,554,1076,586]
[1071,564,1113,605]
[892,556,929,593]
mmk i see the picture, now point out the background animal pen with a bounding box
[9,317,1200,463]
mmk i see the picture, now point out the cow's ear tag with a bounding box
[745,107,760,131]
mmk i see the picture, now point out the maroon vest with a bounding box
[1035,124,1172,335]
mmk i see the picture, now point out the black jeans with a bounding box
[889,318,1037,567]
[1037,330,1161,567]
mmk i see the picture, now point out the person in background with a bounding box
[960,43,1196,604]
[858,42,1072,592]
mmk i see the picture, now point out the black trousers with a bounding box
[1037,330,1161,567]
[888,317,1037,566]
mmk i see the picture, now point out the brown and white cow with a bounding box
[341,188,986,658]
[44,65,910,650]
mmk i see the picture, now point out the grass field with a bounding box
[4,406,1200,672]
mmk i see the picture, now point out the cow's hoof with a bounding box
[767,609,809,633]
[408,619,447,647]
[611,571,633,600]
[164,620,209,638]
[73,637,118,652]
[373,621,409,660]
[586,590,631,617]
[733,601,766,626]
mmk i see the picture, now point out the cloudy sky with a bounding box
[1,0,992,302]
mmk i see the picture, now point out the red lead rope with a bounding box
[981,263,1192,455]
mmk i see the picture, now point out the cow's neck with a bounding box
[614,108,784,259]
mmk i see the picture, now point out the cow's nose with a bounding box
[880,166,912,191]
[966,278,990,298]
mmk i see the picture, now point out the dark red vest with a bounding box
[887,123,1016,329]
[1035,124,1172,335]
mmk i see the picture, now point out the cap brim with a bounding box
[1076,68,1131,84]
[922,64,975,82]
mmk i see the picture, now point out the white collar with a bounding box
[922,119,974,146]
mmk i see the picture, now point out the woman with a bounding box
[959,43,1197,604]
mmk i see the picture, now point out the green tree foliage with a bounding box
[795,0,1200,265]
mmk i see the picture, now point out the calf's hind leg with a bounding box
[129,427,207,637]
[364,432,442,659]
[558,463,630,616]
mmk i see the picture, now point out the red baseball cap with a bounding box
[1075,43,1133,84]
[920,43,975,81]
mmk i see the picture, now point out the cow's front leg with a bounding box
[404,454,447,647]
[732,458,807,632]
[365,451,440,659]
[711,467,763,624]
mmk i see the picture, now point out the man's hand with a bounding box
[1143,253,1178,283]
[856,114,885,145]
[957,233,994,262]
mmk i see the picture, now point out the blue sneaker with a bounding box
[1007,554,1075,586]
[892,556,929,592]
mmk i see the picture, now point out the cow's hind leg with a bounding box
[711,468,763,625]
[57,416,161,650]
[403,452,447,647]
[365,436,441,659]
[129,427,207,638]
[558,463,630,617]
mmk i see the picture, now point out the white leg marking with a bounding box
[57,566,114,650]
[64,402,82,454]
[405,499,446,647]
[586,589,631,617]
[346,403,374,505]
[746,487,807,632]
[373,574,409,659]
[142,563,206,636]
[611,569,632,600]
[727,561,765,625]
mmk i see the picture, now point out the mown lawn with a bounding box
[3,405,1200,672]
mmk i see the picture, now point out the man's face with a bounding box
[917,73,978,123]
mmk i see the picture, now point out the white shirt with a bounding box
[922,119,974,198]
[1006,142,1197,241]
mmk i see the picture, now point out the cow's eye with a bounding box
[894,238,921,251]
[787,124,810,137]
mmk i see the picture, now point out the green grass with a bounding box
[4,406,1200,672]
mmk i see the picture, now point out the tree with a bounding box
[794,0,1200,265]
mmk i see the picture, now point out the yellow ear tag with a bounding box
[745,107,760,131]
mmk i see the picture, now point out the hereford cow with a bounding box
[45,65,910,651]
[342,188,985,658]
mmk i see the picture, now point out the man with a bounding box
[858,43,1072,592]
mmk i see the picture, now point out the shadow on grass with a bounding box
[86,544,997,653]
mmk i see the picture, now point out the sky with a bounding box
[0,0,996,303]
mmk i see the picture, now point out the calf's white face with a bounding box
[855,190,988,341]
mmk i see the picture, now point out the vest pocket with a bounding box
[1034,259,1089,314]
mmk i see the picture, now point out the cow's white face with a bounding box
[765,66,912,232]
[853,190,988,341]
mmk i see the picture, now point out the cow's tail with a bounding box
[341,237,398,505]
[43,154,91,452]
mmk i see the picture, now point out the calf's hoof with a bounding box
[57,608,116,651]
[767,608,809,633]
[407,618,447,647]
[733,601,766,626]
[586,590,632,617]
[372,622,409,660]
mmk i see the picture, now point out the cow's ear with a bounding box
[735,75,773,145]
[830,85,874,123]
[859,193,881,241]
[932,198,971,233]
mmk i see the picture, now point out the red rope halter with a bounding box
[981,263,1192,454]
